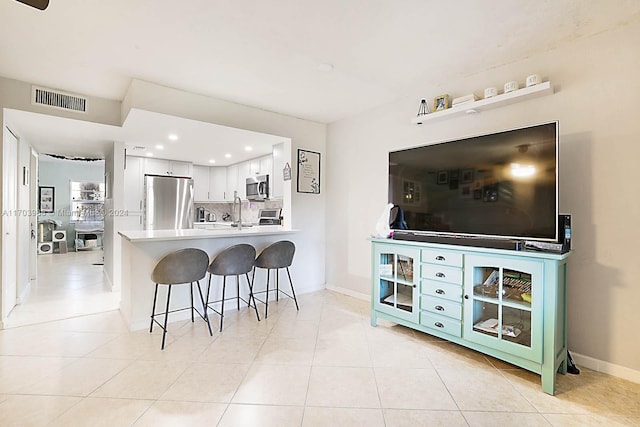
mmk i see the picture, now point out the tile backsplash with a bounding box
[195,199,283,224]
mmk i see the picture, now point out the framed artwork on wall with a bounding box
[39,186,55,213]
[297,149,321,194]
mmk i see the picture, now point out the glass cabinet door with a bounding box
[464,254,543,362]
[374,245,419,323]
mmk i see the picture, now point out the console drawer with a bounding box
[421,295,462,320]
[421,280,462,303]
[420,312,462,338]
[422,249,463,267]
[421,264,462,284]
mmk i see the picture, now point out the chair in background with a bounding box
[206,244,261,332]
[252,240,299,318]
[150,248,212,349]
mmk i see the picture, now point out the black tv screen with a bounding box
[389,121,558,241]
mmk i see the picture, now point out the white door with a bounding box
[2,126,18,319]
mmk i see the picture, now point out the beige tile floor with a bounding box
[7,250,120,328]
[1,289,639,426]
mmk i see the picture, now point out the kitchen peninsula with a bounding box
[118,225,298,331]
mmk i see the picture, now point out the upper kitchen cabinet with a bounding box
[226,164,239,201]
[259,155,273,178]
[193,165,228,202]
[144,158,193,177]
[192,165,210,202]
[210,167,227,201]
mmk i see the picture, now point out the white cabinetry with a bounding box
[260,155,273,178]
[226,164,238,201]
[193,165,228,202]
[144,158,193,177]
[209,167,227,201]
[192,165,210,202]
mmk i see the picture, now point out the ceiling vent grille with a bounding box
[31,86,87,113]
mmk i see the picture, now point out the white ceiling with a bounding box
[1,0,639,159]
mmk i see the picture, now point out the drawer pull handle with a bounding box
[436,255,446,261]
[435,272,445,278]
[435,305,444,311]
[435,322,444,328]
[435,289,445,295]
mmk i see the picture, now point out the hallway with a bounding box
[6,250,120,328]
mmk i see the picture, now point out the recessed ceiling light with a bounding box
[225,154,231,158]
[155,144,164,150]
[317,63,334,72]
[245,146,253,151]
[208,159,216,164]
[146,152,154,157]
[168,134,178,141]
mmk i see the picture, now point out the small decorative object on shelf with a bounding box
[414,99,431,124]
[416,98,430,116]
[433,94,450,111]
[504,81,519,93]
[526,74,542,87]
[484,87,498,98]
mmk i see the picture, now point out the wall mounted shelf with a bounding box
[412,81,553,124]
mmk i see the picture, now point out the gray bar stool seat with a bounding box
[206,244,261,331]
[252,240,299,318]
[149,248,212,349]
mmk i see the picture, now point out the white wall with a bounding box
[326,20,640,377]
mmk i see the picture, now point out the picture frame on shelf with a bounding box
[433,94,450,111]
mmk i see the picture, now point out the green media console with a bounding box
[370,238,570,395]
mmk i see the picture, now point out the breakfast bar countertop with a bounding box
[118,225,298,243]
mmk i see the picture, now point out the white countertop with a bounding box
[119,225,297,242]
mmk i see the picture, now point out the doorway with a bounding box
[5,155,118,328]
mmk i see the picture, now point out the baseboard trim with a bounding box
[570,351,640,385]
[325,284,369,302]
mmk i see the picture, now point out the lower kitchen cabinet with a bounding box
[370,238,570,395]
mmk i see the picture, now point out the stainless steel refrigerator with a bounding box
[143,174,194,230]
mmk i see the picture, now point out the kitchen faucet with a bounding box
[233,190,242,230]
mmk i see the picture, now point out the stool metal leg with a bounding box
[195,280,213,336]
[286,267,299,311]
[236,275,240,311]
[276,269,280,301]
[161,284,172,350]
[220,276,227,332]
[246,272,261,321]
[265,268,270,318]
[190,281,195,322]
[150,283,159,333]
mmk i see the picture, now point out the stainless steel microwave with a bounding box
[246,174,269,201]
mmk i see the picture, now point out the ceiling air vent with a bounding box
[31,86,87,113]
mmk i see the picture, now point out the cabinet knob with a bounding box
[435,305,444,311]
[434,322,444,328]
[436,255,446,261]
[464,294,469,300]
[435,272,445,278]
[412,284,417,288]
[435,289,445,295]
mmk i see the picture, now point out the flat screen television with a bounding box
[389,121,558,243]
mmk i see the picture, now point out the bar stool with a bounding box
[205,244,261,332]
[252,240,299,318]
[150,248,212,350]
